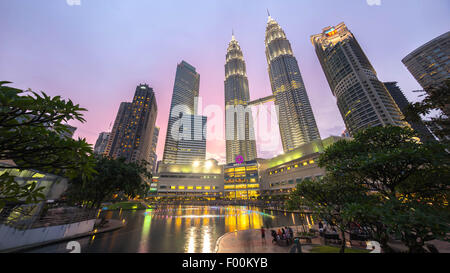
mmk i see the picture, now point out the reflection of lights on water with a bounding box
[149,207,275,219]
[202,226,211,253]
[139,209,153,253]
[186,228,196,253]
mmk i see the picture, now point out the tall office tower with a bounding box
[94,132,111,155]
[265,14,321,153]
[148,127,159,174]
[177,115,207,164]
[311,22,408,136]
[224,33,257,164]
[162,61,207,164]
[104,102,132,158]
[384,82,435,142]
[117,84,158,168]
[402,31,449,93]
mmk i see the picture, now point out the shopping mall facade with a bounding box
[153,136,350,201]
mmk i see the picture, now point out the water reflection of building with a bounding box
[156,160,224,200]
[223,160,260,200]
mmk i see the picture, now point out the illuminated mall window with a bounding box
[196,186,202,190]
[178,186,185,190]
[204,186,211,190]
[309,160,315,164]
[187,186,194,190]
[170,186,176,189]
[303,162,308,166]
[294,164,298,168]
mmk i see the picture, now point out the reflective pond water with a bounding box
[28,205,314,253]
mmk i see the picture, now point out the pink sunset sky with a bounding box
[1,0,449,164]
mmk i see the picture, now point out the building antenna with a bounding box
[267,8,270,17]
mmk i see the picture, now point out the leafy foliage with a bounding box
[289,125,449,253]
[289,176,367,253]
[403,79,450,143]
[0,173,46,208]
[65,156,151,209]
[0,81,95,208]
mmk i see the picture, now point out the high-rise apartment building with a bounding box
[265,15,321,152]
[311,22,408,136]
[105,85,158,172]
[117,84,158,166]
[104,102,132,158]
[94,132,110,155]
[162,61,207,164]
[224,34,257,164]
[402,31,449,93]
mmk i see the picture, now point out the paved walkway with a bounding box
[216,226,319,253]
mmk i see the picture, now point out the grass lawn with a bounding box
[103,201,146,210]
[309,245,371,253]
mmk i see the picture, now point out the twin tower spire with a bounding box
[224,13,321,164]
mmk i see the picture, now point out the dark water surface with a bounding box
[28,205,313,253]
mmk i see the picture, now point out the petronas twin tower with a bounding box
[225,14,321,164]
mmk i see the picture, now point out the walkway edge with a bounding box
[1,219,125,253]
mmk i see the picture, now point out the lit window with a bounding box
[178,186,185,190]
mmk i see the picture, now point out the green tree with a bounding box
[289,176,367,253]
[319,125,450,252]
[0,81,95,208]
[66,156,151,209]
[404,79,450,143]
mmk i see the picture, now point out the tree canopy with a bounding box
[0,81,95,208]
[65,156,151,209]
[289,125,449,253]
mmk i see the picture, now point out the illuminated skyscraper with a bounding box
[311,22,408,136]
[104,102,132,158]
[265,14,321,153]
[116,84,158,169]
[162,61,207,164]
[224,33,257,164]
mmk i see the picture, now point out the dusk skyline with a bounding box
[1,0,449,163]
